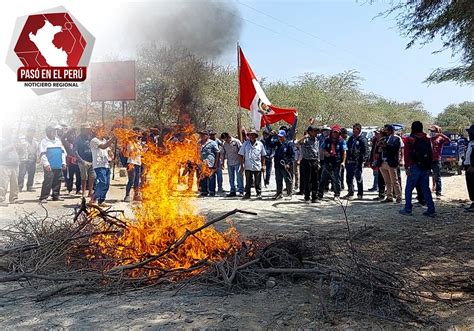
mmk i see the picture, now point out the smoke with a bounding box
[96,0,242,59]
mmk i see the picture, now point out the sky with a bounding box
[0,0,472,125]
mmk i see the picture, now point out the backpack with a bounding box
[411,136,432,170]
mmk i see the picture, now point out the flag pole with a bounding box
[237,42,242,142]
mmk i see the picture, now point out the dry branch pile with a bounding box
[0,200,471,326]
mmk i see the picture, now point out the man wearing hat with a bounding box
[74,124,95,198]
[297,125,319,203]
[238,129,266,199]
[463,124,474,212]
[198,130,220,197]
[318,125,347,200]
[273,129,296,200]
[428,125,450,198]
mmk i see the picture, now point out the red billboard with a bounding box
[91,61,136,101]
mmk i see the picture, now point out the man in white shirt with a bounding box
[221,132,244,197]
[90,129,115,207]
[238,129,266,199]
[39,126,66,203]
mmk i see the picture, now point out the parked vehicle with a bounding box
[440,132,464,175]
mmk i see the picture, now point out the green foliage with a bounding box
[435,101,474,133]
[388,0,474,84]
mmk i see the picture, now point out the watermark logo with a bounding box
[6,6,95,95]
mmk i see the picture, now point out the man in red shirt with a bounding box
[429,125,450,198]
[400,121,435,217]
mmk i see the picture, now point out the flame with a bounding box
[89,125,239,277]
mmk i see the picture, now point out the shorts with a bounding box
[79,162,96,180]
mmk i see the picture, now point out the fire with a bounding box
[89,125,239,277]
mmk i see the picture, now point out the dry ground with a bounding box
[0,168,472,329]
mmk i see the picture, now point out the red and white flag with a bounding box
[239,48,297,130]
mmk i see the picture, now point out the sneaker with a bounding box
[27,188,35,192]
[209,193,216,197]
[272,193,283,200]
[238,192,244,197]
[367,187,377,192]
[226,192,237,198]
[356,195,363,200]
[395,198,402,203]
[242,195,251,200]
[39,199,48,204]
[286,193,293,200]
[124,196,131,202]
[333,196,340,202]
[380,198,394,203]
[52,197,65,201]
[256,194,263,200]
[98,202,111,208]
[422,211,436,217]
[311,199,318,203]
[199,193,209,197]
[435,194,442,200]
[399,208,412,216]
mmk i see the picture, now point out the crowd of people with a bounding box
[197,120,474,216]
[0,120,473,216]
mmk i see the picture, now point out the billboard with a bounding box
[91,61,136,101]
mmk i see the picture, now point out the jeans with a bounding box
[215,159,223,191]
[340,166,345,190]
[126,164,142,196]
[300,159,319,201]
[228,164,244,193]
[346,162,363,196]
[18,160,36,191]
[370,169,378,190]
[39,168,63,200]
[318,163,341,197]
[377,168,385,198]
[264,158,273,185]
[93,167,111,203]
[244,170,262,196]
[432,160,442,195]
[404,165,435,213]
[275,163,293,195]
[66,164,82,193]
[200,172,216,195]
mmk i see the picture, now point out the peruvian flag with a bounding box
[239,48,297,130]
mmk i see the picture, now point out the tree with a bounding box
[388,0,474,84]
[436,101,474,133]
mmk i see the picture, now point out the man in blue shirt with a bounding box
[199,130,220,197]
[273,130,295,200]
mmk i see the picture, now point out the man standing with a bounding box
[379,125,403,203]
[318,125,347,201]
[0,126,22,206]
[344,123,369,200]
[17,127,38,192]
[261,129,276,187]
[63,129,82,195]
[297,126,319,203]
[273,130,295,200]
[463,125,474,212]
[74,124,95,198]
[221,132,244,197]
[239,130,266,199]
[199,130,220,197]
[124,127,144,202]
[400,121,435,217]
[209,131,224,194]
[90,128,115,207]
[39,126,66,203]
[428,125,450,198]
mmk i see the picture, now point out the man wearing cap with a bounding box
[318,125,347,200]
[74,124,95,198]
[428,125,450,198]
[297,125,319,203]
[273,129,295,199]
[17,127,38,193]
[344,123,369,200]
[198,130,220,197]
[220,132,244,197]
[238,129,266,199]
[378,124,403,203]
[39,126,67,203]
[463,124,474,212]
